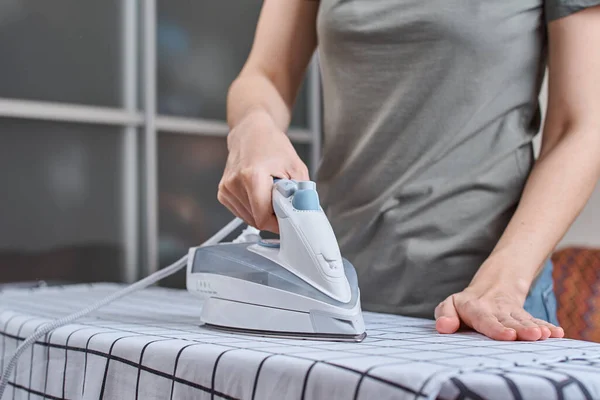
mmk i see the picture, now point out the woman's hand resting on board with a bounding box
[218,109,309,233]
[434,259,565,341]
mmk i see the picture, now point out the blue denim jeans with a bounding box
[523,259,560,325]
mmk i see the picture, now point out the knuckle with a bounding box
[239,167,255,182]
[219,178,234,192]
[462,299,477,309]
[293,163,309,177]
[220,174,236,189]
[223,172,236,184]
[217,191,227,202]
[461,299,483,315]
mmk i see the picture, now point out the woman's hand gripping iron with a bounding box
[186,179,367,342]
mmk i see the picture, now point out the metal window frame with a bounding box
[0,98,314,142]
[142,0,158,277]
[0,98,142,125]
[122,0,139,283]
[0,1,322,280]
[308,54,322,177]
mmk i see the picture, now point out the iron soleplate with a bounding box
[202,323,367,343]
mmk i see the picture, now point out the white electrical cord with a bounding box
[0,217,248,398]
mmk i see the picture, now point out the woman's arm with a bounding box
[472,5,600,297]
[436,5,600,341]
[219,0,318,232]
[226,0,318,131]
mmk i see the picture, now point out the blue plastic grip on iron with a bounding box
[292,181,320,211]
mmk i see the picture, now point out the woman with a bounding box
[217,0,600,341]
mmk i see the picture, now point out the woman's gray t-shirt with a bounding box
[314,0,599,318]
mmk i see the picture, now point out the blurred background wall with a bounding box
[0,1,596,289]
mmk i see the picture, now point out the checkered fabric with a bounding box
[552,248,600,343]
[1,284,600,400]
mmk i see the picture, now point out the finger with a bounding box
[245,170,279,233]
[468,312,518,341]
[288,162,310,181]
[458,301,517,341]
[228,194,257,228]
[532,318,565,338]
[497,313,543,341]
[538,325,552,340]
[434,297,461,334]
[510,311,551,340]
[218,188,256,228]
[229,185,256,221]
[261,214,280,233]
[223,186,255,222]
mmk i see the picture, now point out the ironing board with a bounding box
[1,284,599,400]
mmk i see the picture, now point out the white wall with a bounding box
[537,73,600,249]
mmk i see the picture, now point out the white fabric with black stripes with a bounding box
[1,284,600,400]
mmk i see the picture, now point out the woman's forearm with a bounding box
[469,7,600,296]
[227,74,294,132]
[471,128,600,294]
[225,0,318,133]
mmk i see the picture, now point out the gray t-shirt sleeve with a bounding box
[546,0,600,22]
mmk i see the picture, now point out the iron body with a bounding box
[186,179,366,342]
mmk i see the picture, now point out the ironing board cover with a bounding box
[1,284,600,400]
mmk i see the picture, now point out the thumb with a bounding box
[434,296,461,334]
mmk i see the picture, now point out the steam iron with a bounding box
[186,179,366,342]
